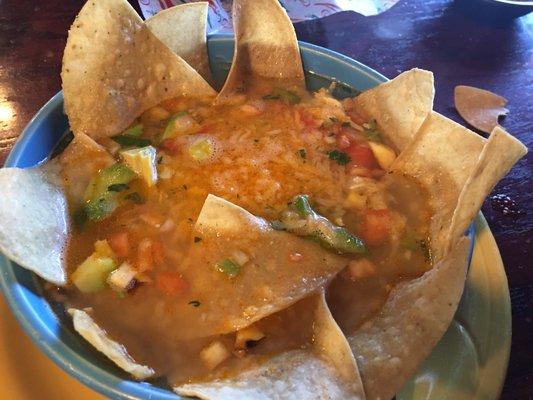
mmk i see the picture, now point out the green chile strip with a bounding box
[281,195,367,255]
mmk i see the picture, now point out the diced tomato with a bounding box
[346,143,380,170]
[151,240,165,266]
[108,232,129,259]
[156,272,188,296]
[161,138,179,155]
[359,209,391,247]
[160,98,183,113]
[137,238,154,272]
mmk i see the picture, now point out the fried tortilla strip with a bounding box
[69,309,155,380]
[448,126,527,248]
[390,111,485,260]
[0,167,68,285]
[390,112,526,259]
[175,292,365,400]
[346,114,525,400]
[349,237,470,400]
[182,194,348,337]
[62,0,215,139]
[454,85,508,134]
[216,0,305,102]
[353,69,435,151]
[145,2,212,83]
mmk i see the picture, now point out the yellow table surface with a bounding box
[0,295,104,400]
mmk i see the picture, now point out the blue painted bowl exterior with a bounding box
[0,35,471,399]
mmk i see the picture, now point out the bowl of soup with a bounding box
[0,1,526,399]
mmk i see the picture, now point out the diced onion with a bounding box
[231,250,250,266]
[188,138,214,162]
[107,262,137,292]
[200,341,231,370]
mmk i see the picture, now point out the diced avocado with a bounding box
[83,163,137,221]
[162,112,200,140]
[122,123,144,137]
[85,196,118,221]
[112,135,152,148]
[110,123,148,148]
[216,259,240,278]
[120,146,158,187]
[188,138,213,161]
[84,163,137,201]
[94,239,117,262]
[71,255,117,293]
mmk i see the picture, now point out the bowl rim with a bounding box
[1,34,391,399]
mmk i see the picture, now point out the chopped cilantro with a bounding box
[263,94,280,100]
[298,148,306,159]
[328,150,351,165]
[194,236,202,243]
[188,300,201,307]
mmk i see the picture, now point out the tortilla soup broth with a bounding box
[58,85,433,385]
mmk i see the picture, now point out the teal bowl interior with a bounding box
[0,34,470,399]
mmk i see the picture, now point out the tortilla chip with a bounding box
[348,237,470,400]
[314,291,365,394]
[353,69,434,151]
[183,194,348,337]
[0,168,68,285]
[69,308,155,380]
[454,85,508,134]
[48,133,114,208]
[145,2,212,83]
[390,111,485,261]
[216,0,305,102]
[175,292,365,400]
[448,126,527,248]
[62,0,215,139]
[346,114,525,399]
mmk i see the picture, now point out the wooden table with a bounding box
[0,0,531,398]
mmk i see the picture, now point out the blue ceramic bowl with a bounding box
[0,34,466,399]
